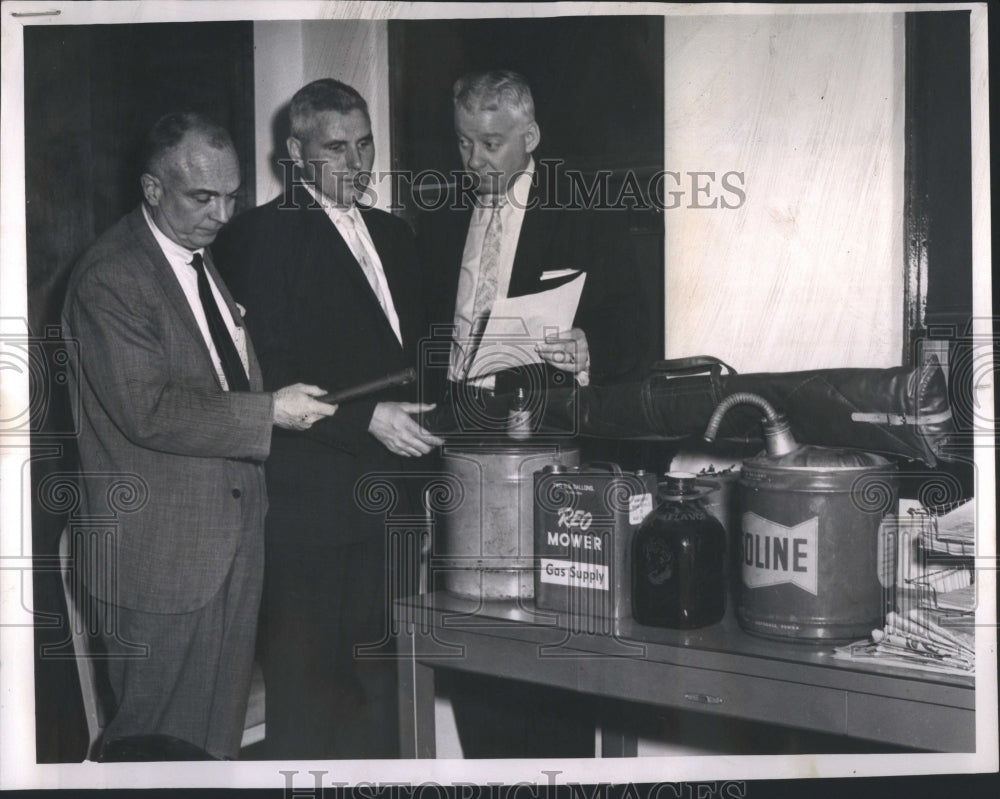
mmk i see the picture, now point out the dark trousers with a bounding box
[445,671,595,758]
[260,527,399,759]
[98,525,263,760]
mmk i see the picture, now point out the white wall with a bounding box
[664,12,906,371]
[253,20,391,208]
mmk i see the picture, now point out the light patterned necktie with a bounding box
[340,213,391,319]
[471,196,506,322]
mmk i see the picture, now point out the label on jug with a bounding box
[742,512,819,595]
[629,493,654,525]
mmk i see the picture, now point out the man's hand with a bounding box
[535,327,590,374]
[369,402,444,457]
[273,383,338,430]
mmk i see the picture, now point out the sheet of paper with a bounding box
[466,271,586,379]
[937,498,975,542]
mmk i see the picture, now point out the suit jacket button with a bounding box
[232,488,242,499]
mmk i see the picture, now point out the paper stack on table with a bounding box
[834,609,975,676]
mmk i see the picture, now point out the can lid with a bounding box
[748,444,892,470]
[657,471,718,500]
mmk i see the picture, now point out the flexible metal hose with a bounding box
[703,392,782,442]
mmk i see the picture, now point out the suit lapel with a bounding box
[127,208,257,391]
[306,203,404,352]
[360,208,410,350]
[126,209,221,379]
[508,183,548,297]
[442,206,472,325]
[309,205,374,301]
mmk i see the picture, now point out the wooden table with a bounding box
[394,591,975,757]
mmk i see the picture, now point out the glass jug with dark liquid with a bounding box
[632,472,726,629]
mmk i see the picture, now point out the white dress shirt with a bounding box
[304,184,403,345]
[142,204,248,390]
[448,160,535,385]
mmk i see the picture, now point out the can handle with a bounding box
[579,460,624,475]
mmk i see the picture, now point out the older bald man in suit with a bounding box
[62,112,336,760]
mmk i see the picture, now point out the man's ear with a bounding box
[286,136,303,168]
[140,173,161,206]
[524,121,541,155]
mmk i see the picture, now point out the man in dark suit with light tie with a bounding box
[214,79,442,759]
[62,112,337,761]
[418,70,647,757]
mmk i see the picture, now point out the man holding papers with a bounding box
[419,69,646,757]
[420,69,646,408]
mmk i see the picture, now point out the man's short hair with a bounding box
[289,78,370,139]
[453,70,535,121]
[141,112,234,175]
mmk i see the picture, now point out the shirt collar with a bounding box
[509,157,535,209]
[303,183,362,225]
[142,203,204,265]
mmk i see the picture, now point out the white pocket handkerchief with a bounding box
[540,268,580,281]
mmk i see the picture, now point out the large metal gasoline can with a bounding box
[438,442,580,600]
[705,393,897,641]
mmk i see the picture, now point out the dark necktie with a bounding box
[190,253,249,392]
